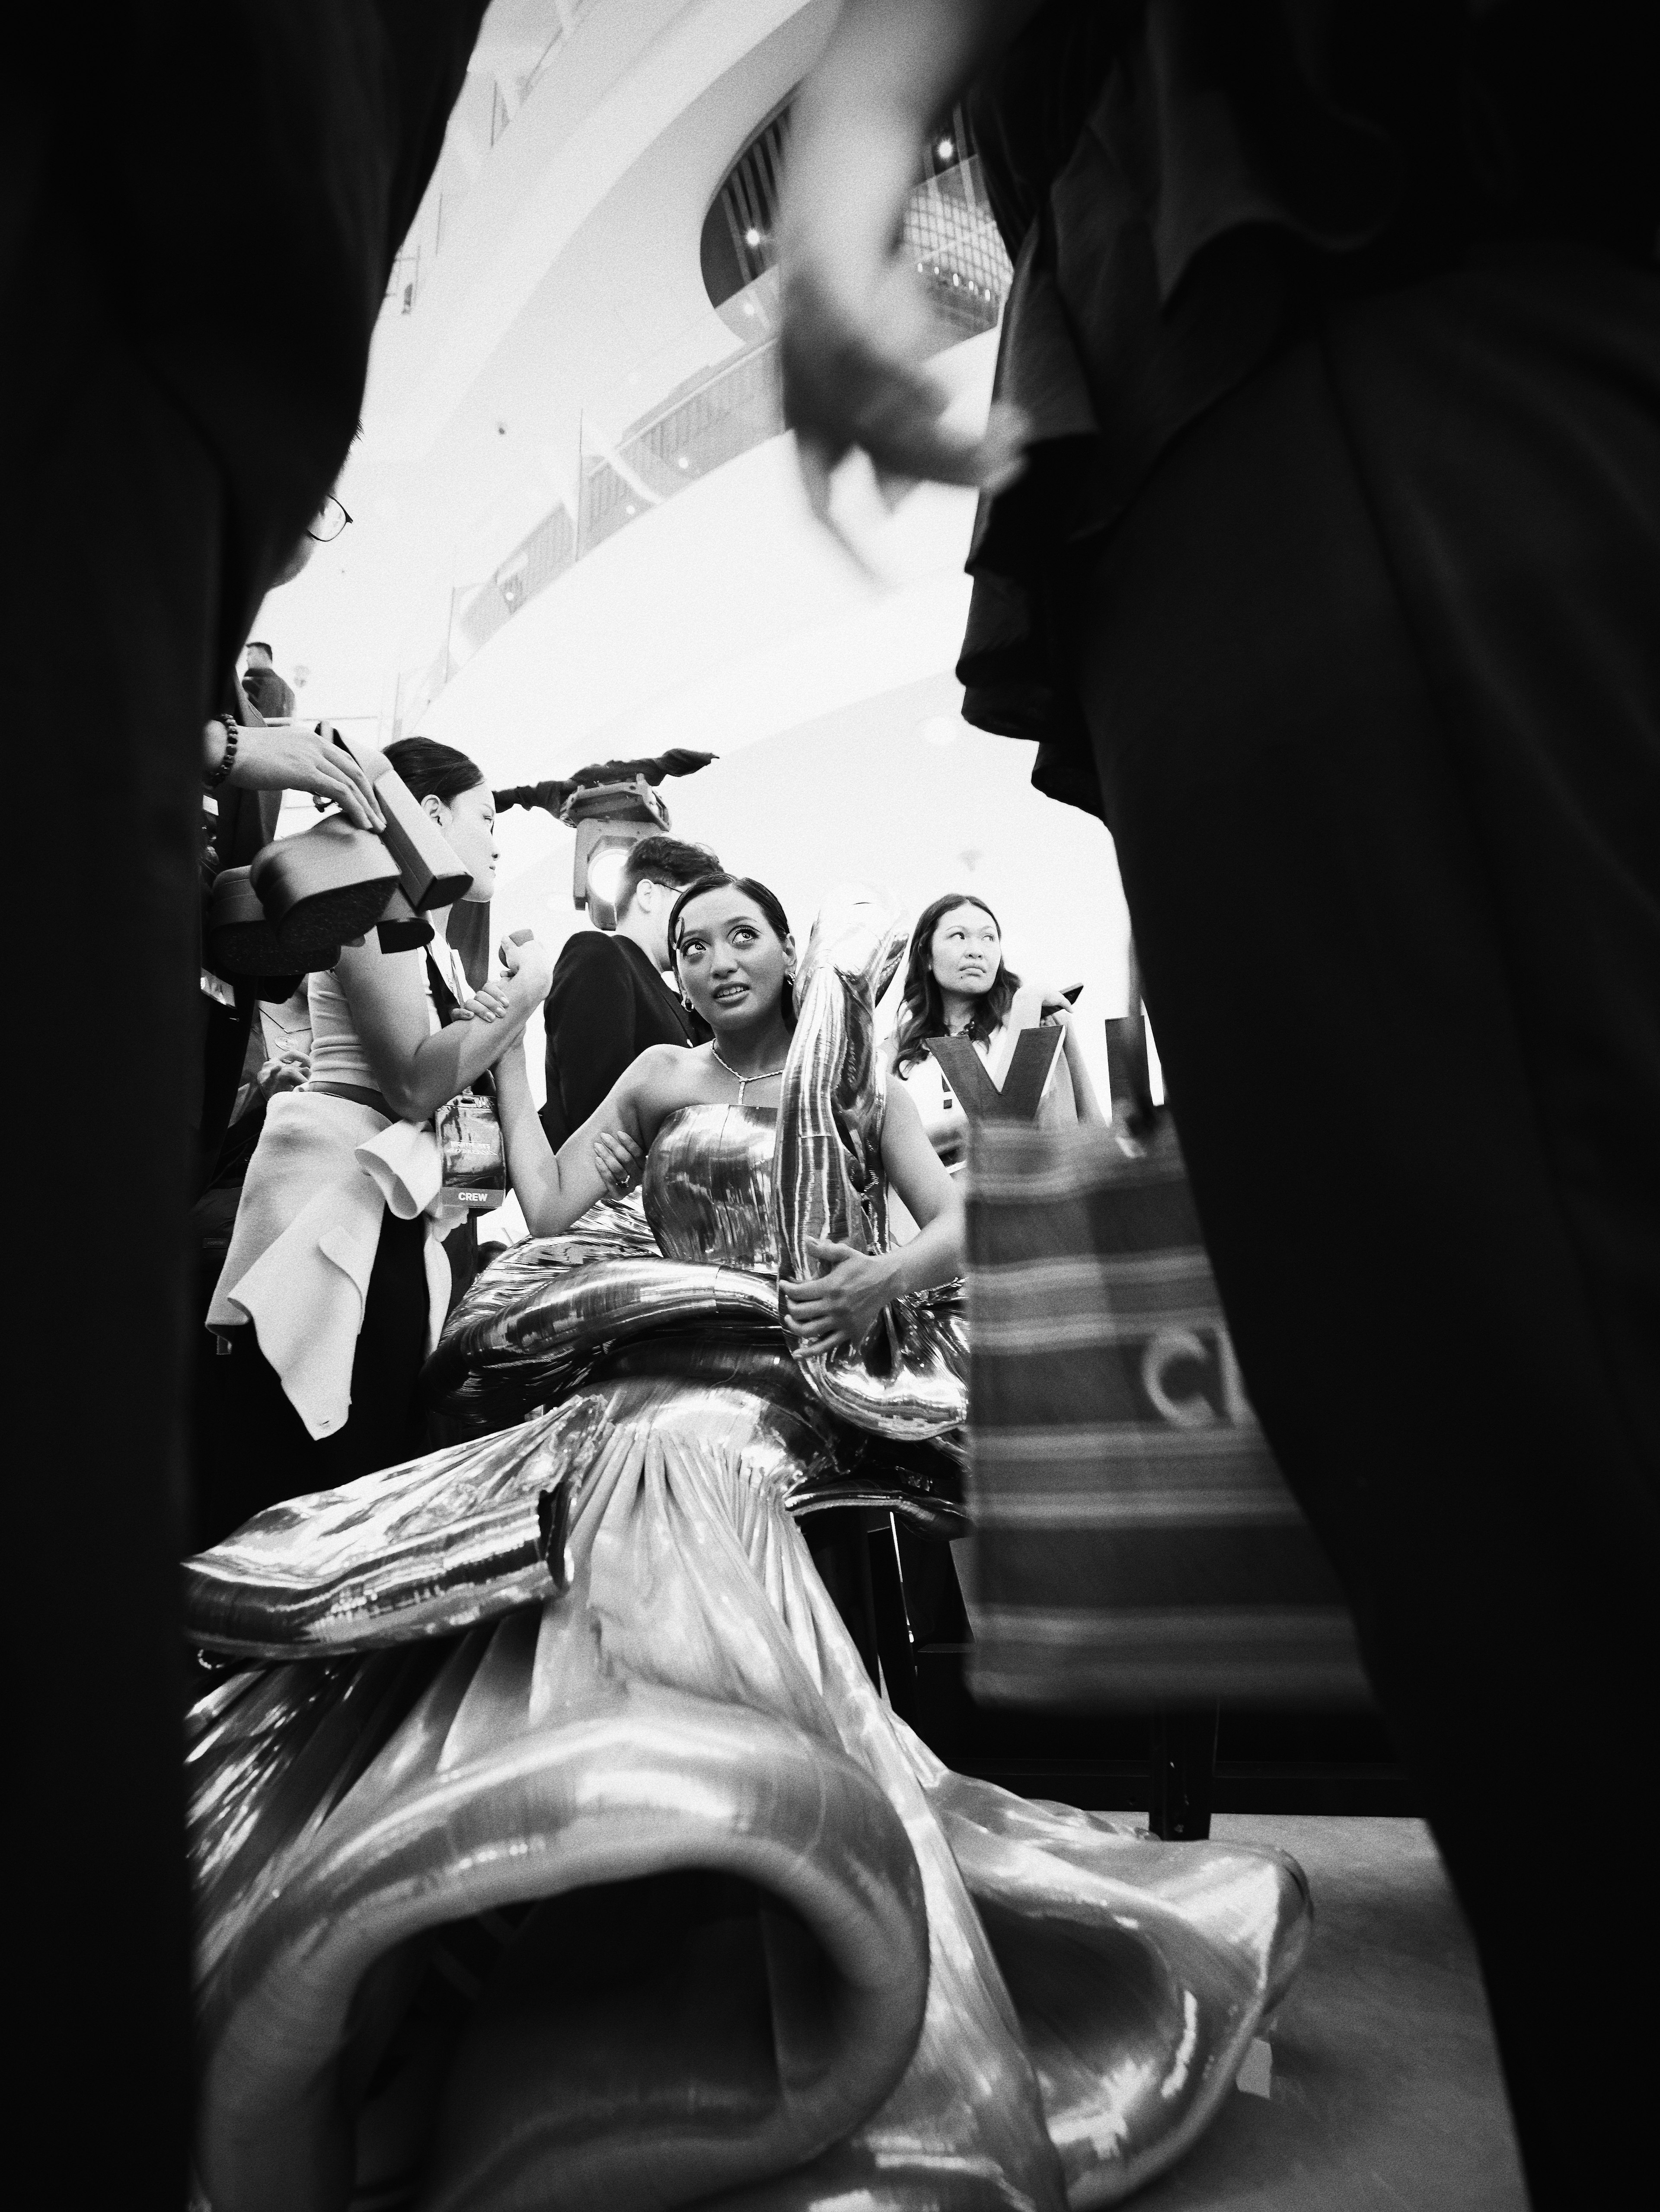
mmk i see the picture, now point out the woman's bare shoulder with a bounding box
[618,1042,712,1115]
[635,1040,709,1082]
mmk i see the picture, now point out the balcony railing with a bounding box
[386,0,605,317]
[391,153,1009,736]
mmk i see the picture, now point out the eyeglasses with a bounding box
[306,495,353,544]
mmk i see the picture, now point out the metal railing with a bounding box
[391,154,1009,735]
[388,0,604,316]
[904,158,1009,339]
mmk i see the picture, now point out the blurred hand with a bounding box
[778,86,1026,514]
[255,1051,310,1100]
[780,1235,901,1359]
[217,721,384,831]
[593,1126,645,1194]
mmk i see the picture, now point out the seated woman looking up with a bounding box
[493,872,964,1354]
[887,892,1104,1171]
[204,737,553,1541]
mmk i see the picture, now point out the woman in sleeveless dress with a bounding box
[886,894,1103,1196]
[200,738,550,1542]
[182,877,1310,2212]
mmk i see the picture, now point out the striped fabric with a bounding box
[964,1120,1369,1707]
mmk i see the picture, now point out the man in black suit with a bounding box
[241,639,296,720]
[541,834,718,1147]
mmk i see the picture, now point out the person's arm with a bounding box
[336,930,552,1124]
[495,1041,668,1236]
[203,718,384,831]
[780,1081,966,1356]
[1038,994,1108,1128]
[778,0,1042,501]
[1058,1009,1107,1125]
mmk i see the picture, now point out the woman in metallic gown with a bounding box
[183,880,1312,2212]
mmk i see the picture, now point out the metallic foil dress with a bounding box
[184,898,1311,2212]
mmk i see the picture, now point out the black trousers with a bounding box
[198,1207,432,1549]
[1067,243,1660,2206]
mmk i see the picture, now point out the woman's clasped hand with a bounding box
[780,1236,902,1359]
[447,932,551,1027]
[592,1125,644,1193]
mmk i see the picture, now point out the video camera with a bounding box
[207,734,472,979]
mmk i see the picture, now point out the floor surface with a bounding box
[1138,1816,1529,2211]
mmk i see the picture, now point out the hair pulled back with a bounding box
[618,834,720,911]
[890,892,1021,1075]
[383,736,485,807]
[668,872,797,1027]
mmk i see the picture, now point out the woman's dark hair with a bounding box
[891,893,1021,1075]
[384,736,485,806]
[668,872,796,1027]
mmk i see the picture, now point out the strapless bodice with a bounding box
[642,1102,778,1269]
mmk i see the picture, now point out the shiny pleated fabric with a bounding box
[189,1411,1307,2211]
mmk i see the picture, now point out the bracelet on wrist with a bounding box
[204,718,240,791]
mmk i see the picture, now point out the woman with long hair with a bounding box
[887,891,1102,1170]
[202,736,552,1540]
[182,878,1309,2212]
[496,869,965,1348]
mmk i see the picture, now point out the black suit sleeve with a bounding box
[541,936,639,1150]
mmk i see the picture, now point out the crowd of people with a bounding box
[192,735,1104,1547]
[184,799,1308,2207]
[13,1,1653,2207]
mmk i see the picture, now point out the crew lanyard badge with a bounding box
[436,1088,506,1209]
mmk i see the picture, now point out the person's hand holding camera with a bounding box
[202,719,384,831]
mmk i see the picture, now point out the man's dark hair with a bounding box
[245,640,273,659]
[384,735,485,806]
[617,834,719,911]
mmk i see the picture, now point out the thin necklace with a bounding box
[711,1047,785,1103]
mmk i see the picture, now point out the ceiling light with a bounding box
[936,137,954,160]
[918,713,964,749]
[744,226,763,247]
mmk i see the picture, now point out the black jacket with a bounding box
[540,932,695,1149]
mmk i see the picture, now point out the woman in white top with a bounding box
[202,738,552,1541]
[886,892,1104,1171]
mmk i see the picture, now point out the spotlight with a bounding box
[936,136,954,160]
[583,841,632,909]
[494,750,717,929]
[744,226,763,248]
[564,775,670,928]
